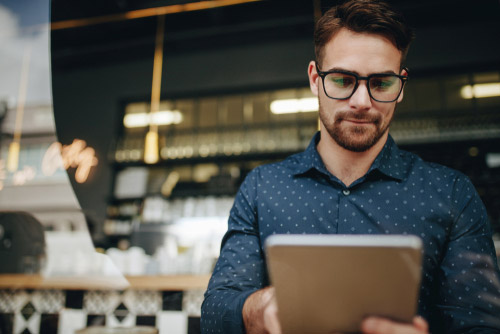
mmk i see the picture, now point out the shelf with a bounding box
[112,149,300,168]
[0,274,210,291]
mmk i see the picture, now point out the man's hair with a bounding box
[314,0,414,67]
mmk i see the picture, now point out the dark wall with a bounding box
[52,37,316,232]
[51,8,500,235]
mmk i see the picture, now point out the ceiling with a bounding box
[50,0,500,70]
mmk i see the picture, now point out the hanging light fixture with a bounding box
[7,44,31,172]
[144,15,165,164]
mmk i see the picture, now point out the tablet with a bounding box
[265,234,423,334]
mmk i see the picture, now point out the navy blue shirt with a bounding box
[201,132,500,333]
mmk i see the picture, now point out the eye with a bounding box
[370,76,397,90]
[329,74,355,88]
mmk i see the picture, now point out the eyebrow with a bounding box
[325,67,398,76]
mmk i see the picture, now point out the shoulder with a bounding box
[396,148,477,199]
[398,148,467,180]
[249,152,307,178]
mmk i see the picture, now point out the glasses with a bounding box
[315,63,409,103]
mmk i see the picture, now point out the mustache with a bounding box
[335,111,381,123]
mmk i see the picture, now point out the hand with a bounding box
[361,316,429,334]
[243,286,282,334]
[262,289,281,334]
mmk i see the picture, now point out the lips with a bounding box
[336,112,380,125]
[344,119,373,124]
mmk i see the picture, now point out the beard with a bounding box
[318,99,393,152]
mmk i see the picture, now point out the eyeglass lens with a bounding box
[324,72,402,102]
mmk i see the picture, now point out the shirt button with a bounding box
[343,189,350,196]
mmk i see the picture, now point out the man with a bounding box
[201,0,500,333]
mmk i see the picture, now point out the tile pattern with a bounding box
[0,313,14,334]
[86,314,106,327]
[83,290,121,314]
[188,317,201,334]
[162,291,183,311]
[64,290,84,310]
[113,302,129,322]
[182,290,204,317]
[14,310,40,334]
[157,311,188,334]
[136,315,156,327]
[0,290,30,313]
[59,308,87,333]
[0,288,204,334]
[21,302,36,321]
[39,314,59,334]
[31,290,64,314]
[123,290,161,315]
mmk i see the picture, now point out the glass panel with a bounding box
[158,100,174,111]
[395,83,415,114]
[474,72,500,108]
[270,88,298,122]
[297,87,319,122]
[199,97,218,128]
[444,75,473,110]
[251,92,269,124]
[224,95,243,126]
[123,102,148,134]
[412,79,442,112]
[175,99,195,129]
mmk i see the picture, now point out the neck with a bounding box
[317,129,388,187]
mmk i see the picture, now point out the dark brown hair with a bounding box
[314,0,414,67]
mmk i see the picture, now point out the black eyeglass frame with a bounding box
[315,62,409,103]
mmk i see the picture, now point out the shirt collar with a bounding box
[368,135,406,181]
[291,132,406,182]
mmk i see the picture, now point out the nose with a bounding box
[349,81,372,110]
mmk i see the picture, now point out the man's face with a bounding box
[309,28,405,152]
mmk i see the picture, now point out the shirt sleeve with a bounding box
[437,174,500,333]
[201,169,268,334]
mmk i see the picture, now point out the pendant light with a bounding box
[144,15,165,164]
[7,44,31,172]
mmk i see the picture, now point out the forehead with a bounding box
[321,28,402,74]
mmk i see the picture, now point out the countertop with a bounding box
[0,274,210,291]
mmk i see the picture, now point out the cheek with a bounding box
[319,93,342,112]
[379,105,396,123]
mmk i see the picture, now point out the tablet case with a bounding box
[265,234,422,334]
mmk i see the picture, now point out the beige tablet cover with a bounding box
[265,235,422,334]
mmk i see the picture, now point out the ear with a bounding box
[397,67,409,103]
[308,60,320,97]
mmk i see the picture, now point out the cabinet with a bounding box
[105,87,320,246]
[103,73,500,253]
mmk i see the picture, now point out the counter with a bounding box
[0,274,210,291]
[0,274,209,334]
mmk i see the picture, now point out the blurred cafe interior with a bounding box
[0,0,500,333]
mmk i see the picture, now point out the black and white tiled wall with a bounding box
[0,288,204,334]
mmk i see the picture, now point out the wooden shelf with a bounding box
[112,149,298,168]
[0,274,210,291]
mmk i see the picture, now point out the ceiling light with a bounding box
[144,131,159,164]
[270,98,318,114]
[152,110,183,125]
[460,83,500,99]
[123,110,183,128]
[124,113,149,128]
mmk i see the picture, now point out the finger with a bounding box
[362,317,427,334]
[412,316,429,332]
[265,316,282,334]
[263,300,282,334]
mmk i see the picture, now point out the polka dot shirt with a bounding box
[201,132,500,333]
